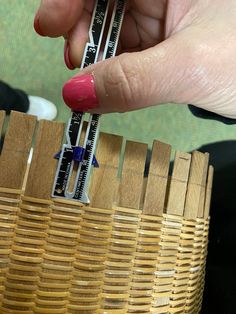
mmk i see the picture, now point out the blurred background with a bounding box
[1,0,236,154]
[1,2,236,312]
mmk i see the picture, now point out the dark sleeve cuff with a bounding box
[188,105,236,125]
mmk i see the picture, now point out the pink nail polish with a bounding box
[33,11,45,37]
[64,41,76,70]
[62,74,99,112]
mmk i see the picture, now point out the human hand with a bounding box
[34,0,236,118]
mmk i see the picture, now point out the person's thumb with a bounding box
[62,38,187,113]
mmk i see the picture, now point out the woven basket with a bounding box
[0,111,213,313]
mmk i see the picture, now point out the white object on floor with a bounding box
[27,95,57,120]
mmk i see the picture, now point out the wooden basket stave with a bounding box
[0,111,213,313]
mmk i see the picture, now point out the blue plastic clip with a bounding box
[54,146,99,168]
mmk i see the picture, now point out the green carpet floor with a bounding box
[1,0,236,154]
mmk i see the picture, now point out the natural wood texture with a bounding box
[63,131,122,313]
[1,119,64,313]
[0,112,36,304]
[1,196,52,313]
[0,111,36,190]
[184,152,209,220]
[184,217,207,313]
[168,154,210,313]
[151,152,191,312]
[34,199,83,314]
[118,140,148,209]
[195,217,210,311]
[25,120,65,199]
[127,141,171,312]
[143,140,171,215]
[168,218,200,313]
[0,111,213,314]
[166,152,191,216]
[0,110,5,136]
[197,154,210,218]
[128,214,163,313]
[89,132,123,209]
[67,205,115,313]
[150,213,183,313]
[0,189,21,303]
[204,165,214,218]
[98,141,146,311]
[98,206,141,312]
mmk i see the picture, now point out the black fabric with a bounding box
[146,141,236,313]
[197,141,236,314]
[188,105,236,125]
[0,81,29,114]
[189,104,236,312]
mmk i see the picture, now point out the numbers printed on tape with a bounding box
[52,0,126,203]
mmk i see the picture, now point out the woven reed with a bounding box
[0,188,22,303]
[0,199,210,313]
[0,112,212,313]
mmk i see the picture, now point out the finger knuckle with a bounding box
[104,54,142,111]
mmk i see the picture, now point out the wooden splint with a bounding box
[0,111,213,313]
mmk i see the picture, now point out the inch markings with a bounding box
[81,0,109,68]
[75,0,126,203]
[52,0,110,199]
[52,0,126,203]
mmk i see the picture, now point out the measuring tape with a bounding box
[52,0,126,203]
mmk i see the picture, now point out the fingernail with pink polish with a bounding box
[33,11,45,36]
[62,74,99,112]
[64,41,75,70]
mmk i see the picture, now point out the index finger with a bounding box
[35,0,86,37]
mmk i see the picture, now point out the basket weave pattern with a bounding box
[0,111,213,313]
[0,194,210,313]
